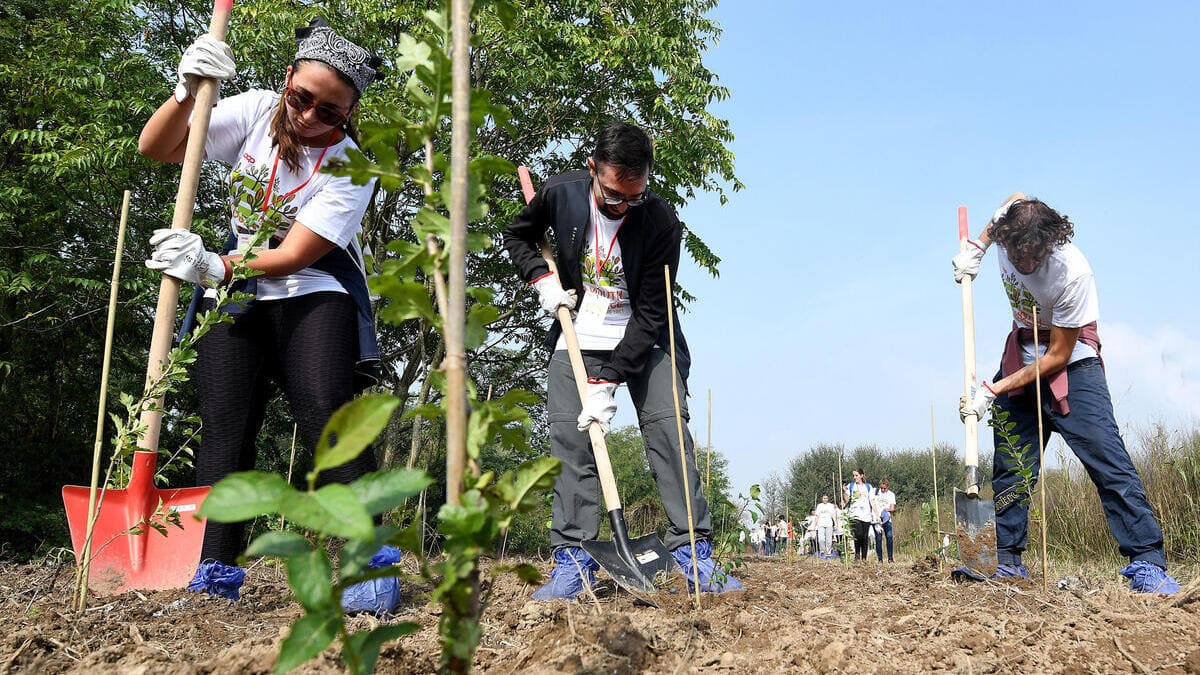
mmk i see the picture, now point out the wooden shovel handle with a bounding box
[958,206,981,485]
[138,0,235,453]
[517,166,622,512]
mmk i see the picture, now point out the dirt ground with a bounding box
[2,550,1198,674]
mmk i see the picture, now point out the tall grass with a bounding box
[894,423,1200,570]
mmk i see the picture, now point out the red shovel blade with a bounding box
[63,451,209,595]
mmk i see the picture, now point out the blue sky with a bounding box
[610,1,1200,497]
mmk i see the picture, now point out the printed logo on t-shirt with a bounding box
[1002,269,1041,327]
[228,161,299,241]
[582,248,627,305]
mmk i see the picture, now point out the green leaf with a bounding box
[350,467,434,517]
[393,33,433,73]
[281,484,374,541]
[465,303,499,349]
[437,502,498,545]
[314,395,400,477]
[412,209,451,241]
[246,531,313,558]
[494,456,561,516]
[276,610,339,674]
[199,472,293,522]
[373,277,439,325]
[286,549,335,612]
[342,624,420,675]
[492,562,541,584]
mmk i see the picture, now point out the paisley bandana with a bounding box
[294,17,379,95]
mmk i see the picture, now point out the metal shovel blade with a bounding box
[954,488,998,578]
[63,451,209,595]
[582,509,675,600]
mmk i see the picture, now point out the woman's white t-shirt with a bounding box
[846,482,873,522]
[815,502,838,528]
[203,89,374,301]
[996,243,1099,366]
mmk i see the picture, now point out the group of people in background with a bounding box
[747,470,897,562]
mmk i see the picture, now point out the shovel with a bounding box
[61,0,234,595]
[954,205,998,578]
[518,166,675,598]
[63,452,210,595]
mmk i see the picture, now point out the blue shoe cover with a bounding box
[951,566,987,582]
[672,540,744,593]
[1120,561,1180,595]
[992,563,1029,580]
[341,546,403,615]
[532,547,599,601]
[188,560,246,600]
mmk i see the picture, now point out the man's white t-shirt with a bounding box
[872,488,896,524]
[558,198,632,351]
[203,90,374,301]
[997,243,1099,366]
[815,502,838,528]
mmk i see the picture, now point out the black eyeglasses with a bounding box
[594,178,646,207]
[285,86,349,127]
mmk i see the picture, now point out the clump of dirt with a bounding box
[1,552,1197,673]
[955,518,998,576]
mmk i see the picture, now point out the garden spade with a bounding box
[518,166,675,600]
[63,452,209,595]
[61,0,233,595]
[954,206,998,577]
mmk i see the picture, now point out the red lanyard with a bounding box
[590,198,625,278]
[261,135,334,214]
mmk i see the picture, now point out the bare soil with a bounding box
[2,552,1198,674]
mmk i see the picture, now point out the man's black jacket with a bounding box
[502,169,691,383]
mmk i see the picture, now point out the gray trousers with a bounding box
[547,348,711,551]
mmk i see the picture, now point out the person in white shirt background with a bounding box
[872,479,897,563]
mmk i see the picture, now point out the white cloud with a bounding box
[1100,322,1200,428]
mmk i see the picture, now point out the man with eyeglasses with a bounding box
[954,194,1179,594]
[504,121,741,600]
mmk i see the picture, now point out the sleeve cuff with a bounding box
[594,369,623,384]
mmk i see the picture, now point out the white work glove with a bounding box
[531,274,577,316]
[576,377,618,434]
[952,239,988,282]
[959,380,998,422]
[145,229,228,288]
[175,34,237,103]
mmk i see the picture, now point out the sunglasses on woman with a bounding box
[284,86,349,127]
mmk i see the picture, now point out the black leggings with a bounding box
[195,292,376,564]
[852,520,872,561]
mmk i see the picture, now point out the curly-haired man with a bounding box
[953,194,1179,594]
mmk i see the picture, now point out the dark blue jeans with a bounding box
[874,520,894,561]
[991,358,1167,569]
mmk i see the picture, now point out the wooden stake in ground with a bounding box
[1032,306,1049,593]
[665,265,701,607]
[76,190,130,611]
[279,423,298,532]
[705,389,712,494]
[930,404,940,537]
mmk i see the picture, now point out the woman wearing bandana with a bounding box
[138,19,395,611]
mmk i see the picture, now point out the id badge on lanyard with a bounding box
[580,198,624,321]
[238,137,332,252]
